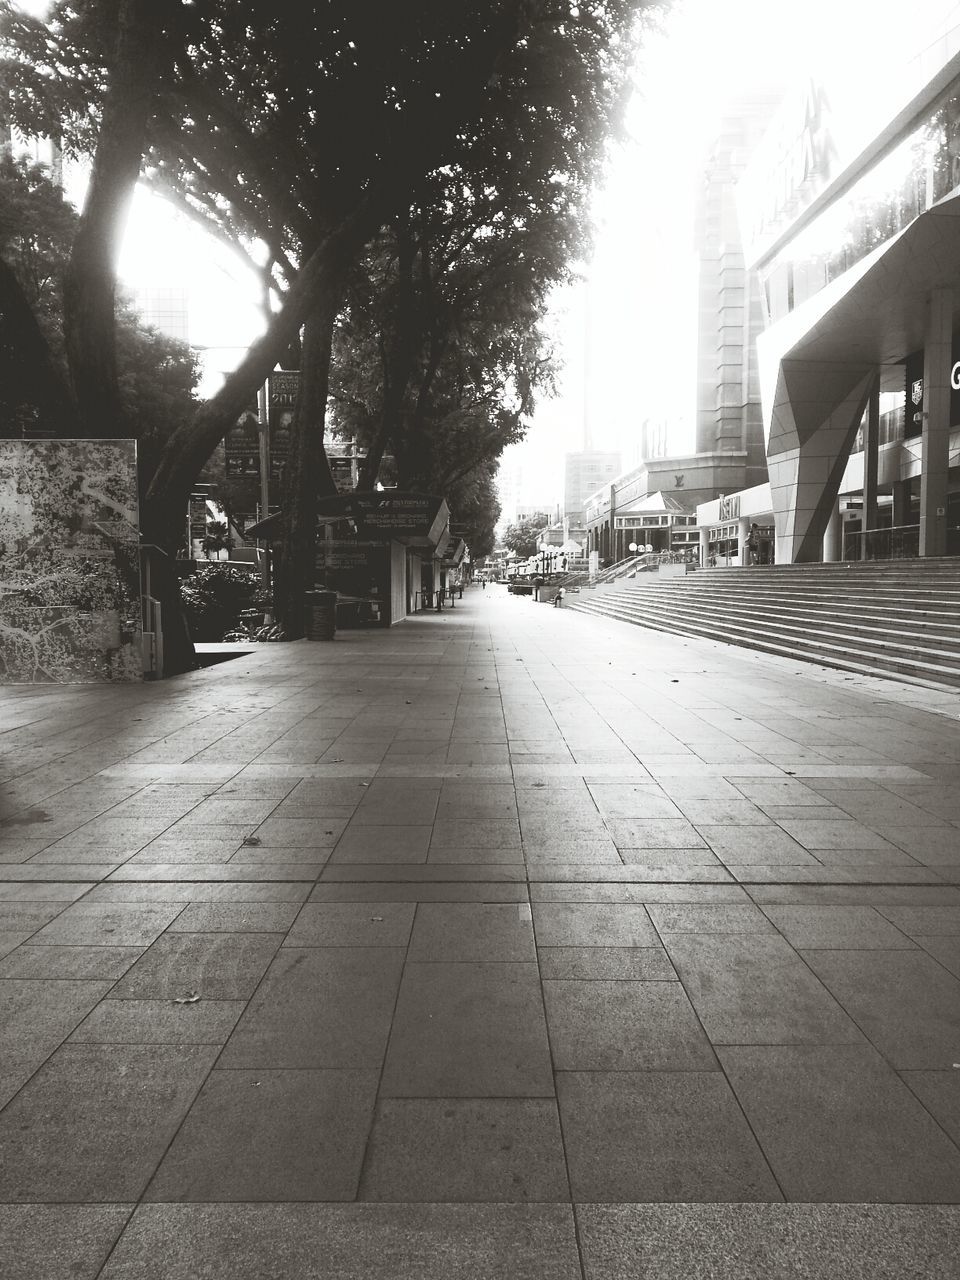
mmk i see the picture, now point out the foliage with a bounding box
[178,562,261,642]
[201,519,230,558]
[502,512,551,558]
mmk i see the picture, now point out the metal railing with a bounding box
[843,524,920,561]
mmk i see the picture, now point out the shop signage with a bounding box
[314,491,448,544]
[719,494,740,521]
[905,350,923,438]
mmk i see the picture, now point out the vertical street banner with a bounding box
[268,371,299,480]
[224,402,261,477]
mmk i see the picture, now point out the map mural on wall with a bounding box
[0,440,142,683]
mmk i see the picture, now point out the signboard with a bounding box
[719,494,740,521]
[905,350,923,439]
[314,491,448,545]
[225,403,261,477]
[268,371,299,479]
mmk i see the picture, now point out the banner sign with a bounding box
[268,371,299,479]
[225,403,261,477]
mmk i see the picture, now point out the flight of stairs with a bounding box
[566,560,960,689]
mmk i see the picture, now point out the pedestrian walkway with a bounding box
[1,585,959,1279]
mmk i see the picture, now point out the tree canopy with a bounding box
[0,0,653,647]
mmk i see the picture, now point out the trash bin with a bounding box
[305,589,337,640]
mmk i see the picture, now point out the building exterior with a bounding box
[563,451,621,525]
[732,8,960,564]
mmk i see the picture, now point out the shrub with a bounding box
[179,563,261,642]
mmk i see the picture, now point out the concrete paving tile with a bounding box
[331,826,432,862]
[531,902,658,948]
[111,932,283,999]
[146,1068,378,1201]
[0,944,143,979]
[762,906,918,948]
[227,844,330,865]
[280,779,371,807]
[430,819,522,848]
[661,933,865,1045]
[883,826,960,861]
[0,1204,131,1280]
[0,977,114,1107]
[125,839,241,864]
[380,961,553,1097]
[27,901,184,946]
[657,776,744,799]
[605,819,707,848]
[87,881,313,902]
[583,786,680,819]
[528,862,734,882]
[542,980,717,1070]
[647,904,776,933]
[352,784,441,826]
[731,864,947,884]
[408,902,535,961]
[0,880,94,901]
[283,901,415,947]
[0,1042,218,1201]
[0,902,66,932]
[437,784,518,819]
[617,847,722,866]
[746,883,960,905]
[530,883,750,903]
[165,901,300,932]
[427,844,525,864]
[760,804,853,821]
[309,882,528,902]
[220,947,404,1069]
[99,1203,581,1280]
[575,1203,960,1279]
[177,798,280,825]
[321,863,527,882]
[914,934,960,977]
[0,838,58,862]
[68,997,244,1043]
[247,817,347,847]
[777,820,901,851]
[674,799,775,825]
[108,861,318,881]
[718,1043,960,1201]
[901,1070,960,1145]
[800,949,960,1069]
[697,825,819,863]
[537,946,676,979]
[359,1098,569,1202]
[557,1070,781,1202]
[0,862,119,880]
[731,780,835,804]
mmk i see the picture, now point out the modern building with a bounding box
[563,450,621,525]
[727,7,960,564]
[581,99,780,560]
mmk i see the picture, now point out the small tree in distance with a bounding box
[502,512,551,560]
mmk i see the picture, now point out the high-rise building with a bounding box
[563,451,621,524]
[693,95,782,489]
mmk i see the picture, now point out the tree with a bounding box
[1,0,651,656]
[502,513,551,559]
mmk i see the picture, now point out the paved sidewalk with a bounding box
[1,585,959,1279]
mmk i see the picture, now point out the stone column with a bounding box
[699,526,709,567]
[920,287,952,557]
[862,374,880,558]
[822,502,842,562]
[891,479,911,528]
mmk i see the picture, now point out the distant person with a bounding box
[746,523,759,565]
[553,586,565,607]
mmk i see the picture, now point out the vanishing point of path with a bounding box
[1,585,959,1278]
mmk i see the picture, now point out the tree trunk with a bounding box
[63,0,172,435]
[276,289,345,639]
[0,259,78,432]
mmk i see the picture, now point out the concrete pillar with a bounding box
[891,479,911,528]
[822,502,842,562]
[920,287,951,557]
[699,526,709,567]
[737,516,750,566]
[861,374,880,558]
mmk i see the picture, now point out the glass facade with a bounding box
[759,86,960,324]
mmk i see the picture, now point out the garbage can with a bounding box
[305,589,337,640]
